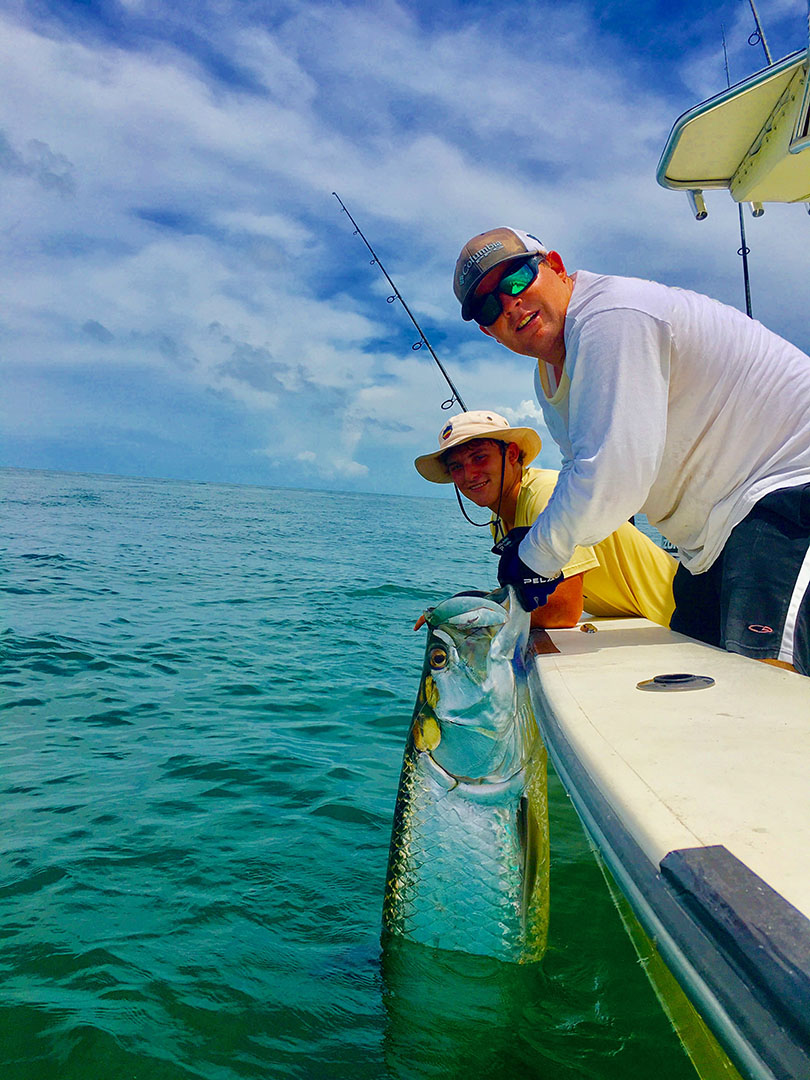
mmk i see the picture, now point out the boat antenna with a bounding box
[723,26,755,317]
[746,0,773,65]
[332,192,467,411]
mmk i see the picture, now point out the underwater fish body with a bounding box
[382,588,549,963]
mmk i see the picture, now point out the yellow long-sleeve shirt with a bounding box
[493,468,677,627]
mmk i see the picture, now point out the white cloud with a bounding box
[501,400,548,427]
[1,0,808,492]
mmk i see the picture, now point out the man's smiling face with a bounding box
[444,438,520,509]
[477,251,573,368]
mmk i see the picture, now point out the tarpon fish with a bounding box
[382,587,549,963]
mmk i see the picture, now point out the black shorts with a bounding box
[670,484,810,676]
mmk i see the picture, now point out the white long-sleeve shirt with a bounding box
[522,270,810,576]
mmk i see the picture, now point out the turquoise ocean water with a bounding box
[1,467,699,1080]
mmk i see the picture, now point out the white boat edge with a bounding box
[525,618,810,1080]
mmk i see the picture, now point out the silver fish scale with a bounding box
[383,719,548,963]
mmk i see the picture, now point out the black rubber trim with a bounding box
[660,846,810,1052]
[527,645,810,1080]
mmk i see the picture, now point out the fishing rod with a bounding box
[333,194,498,533]
[722,26,755,318]
[746,0,773,65]
[332,192,467,411]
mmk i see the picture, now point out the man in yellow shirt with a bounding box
[415,410,676,629]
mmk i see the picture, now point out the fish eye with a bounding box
[429,645,448,670]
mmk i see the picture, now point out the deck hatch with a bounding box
[636,673,715,692]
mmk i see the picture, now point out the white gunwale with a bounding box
[526,619,810,1080]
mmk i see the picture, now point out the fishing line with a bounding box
[453,442,508,540]
[332,192,467,412]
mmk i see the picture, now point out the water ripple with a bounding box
[0,468,700,1080]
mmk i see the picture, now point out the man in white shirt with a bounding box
[453,226,810,674]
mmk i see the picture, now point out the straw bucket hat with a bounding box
[414,410,542,484]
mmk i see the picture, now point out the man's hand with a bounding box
[492,527,563,612]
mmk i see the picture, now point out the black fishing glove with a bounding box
[492,527,563,612]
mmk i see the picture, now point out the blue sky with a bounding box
[2,0,809,497]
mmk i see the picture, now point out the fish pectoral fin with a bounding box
[517,795,541,926]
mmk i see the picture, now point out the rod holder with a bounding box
[749,202,765,217]
[687,190,708,220]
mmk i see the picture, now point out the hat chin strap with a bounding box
[453,442,507,541]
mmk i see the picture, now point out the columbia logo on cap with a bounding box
[440,423,454,441]
[457,241,505,286]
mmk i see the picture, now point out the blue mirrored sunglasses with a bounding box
[471,256,542,327]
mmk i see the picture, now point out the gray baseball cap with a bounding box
[454,227,548,321]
